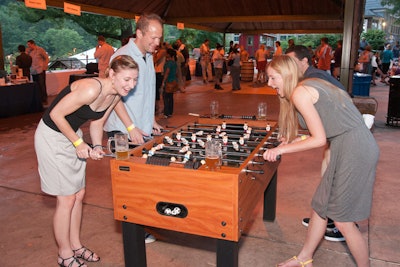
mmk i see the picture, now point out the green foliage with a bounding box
[43,28,86,59]
[381,0,400,23]
[297,34,343,50]
[164,25,223,51]
[362,29,386,50]
[0,0,133,62]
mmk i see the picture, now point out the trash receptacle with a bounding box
[387,76,400,126]
[352,73,372,96]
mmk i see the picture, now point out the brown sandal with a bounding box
[277,256,313,267]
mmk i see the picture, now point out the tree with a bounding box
[362,29,386,50]
[381,0,400,23]
[0,0,133,61]
[164,25,223,51]
[297,34,343,50]
[43,28,86,58]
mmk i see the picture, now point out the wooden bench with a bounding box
[352,96,378,115]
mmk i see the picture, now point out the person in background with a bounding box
[94,35,115,78]
[176,39,190,88]
[104,13,163,143]
[286,45,345,92]
[392,41,400,60]
[35,55,139,267]
[264,55,379,267]
[173,43,186,92]
[161,48,178,118]
[27,39,49,104]
[255,44,268,83]
[359,37,368,51]
[315,37,332,74]
[192,47,200,61]
[200,39,213,83]
[104,14,164,243]
[274,41,283,57]
[240,45,249,62]
[212,43,225,90]
[287,39,295,51]
[371,50,388,86]
[153,42,167,114]
[16,44,32,78]
[332,40,342,80]
[228,40,235,54]
[357,45,373,75]
[228,47,241,91]
[381,44,394,78]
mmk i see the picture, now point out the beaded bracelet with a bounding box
[127,124,135,132]
[73,138,83,147]
[92,145,104,149]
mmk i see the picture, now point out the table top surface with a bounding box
[0,82,35,88]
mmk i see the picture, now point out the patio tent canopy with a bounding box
[45,0,353,34]
[42,0,366,93]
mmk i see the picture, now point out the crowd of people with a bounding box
[356,38,400,85]
[19,15,382,266]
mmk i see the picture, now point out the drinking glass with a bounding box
[257,102,267,120]
[205,139,221,171]
[210,100,219,119]
[107,133,129,160]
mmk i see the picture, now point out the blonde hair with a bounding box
[267,55,303,141]
[105,55,138,78]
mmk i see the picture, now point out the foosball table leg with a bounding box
[263,170,277,221]
[122,222,147,267]
[216,239,239,267]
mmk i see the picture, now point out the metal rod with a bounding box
[144,150,246,164]
[192,122,270,131]
[147,145,252,158]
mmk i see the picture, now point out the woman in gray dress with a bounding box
[263,55,379,267]
[35,55,138,267]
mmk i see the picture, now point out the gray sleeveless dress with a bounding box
[298,78,379,222]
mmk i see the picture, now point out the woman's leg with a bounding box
[256,65,261,82]
[54,194,77,259]
[171,92,174,115]
[335,222,370,267]
[278,211,326,267]
[70,189,85,250]
[206,61,213,82]
[201,60,207,82]
[163,92,169,115]
[163,92,173,116]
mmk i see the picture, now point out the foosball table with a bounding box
[110,117,281,267]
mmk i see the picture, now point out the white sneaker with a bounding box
[145,232,156,244]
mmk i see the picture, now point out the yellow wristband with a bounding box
[300,135,307,141]
[73,138,83,147]
[127,124,135,131]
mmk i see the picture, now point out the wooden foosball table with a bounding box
[110,118,280,267]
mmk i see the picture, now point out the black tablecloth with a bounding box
[69,73,98,84]
[0,82,43,118]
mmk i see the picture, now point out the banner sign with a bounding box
[64,2,81,16]
[177,22,184,30]
[24,0,46,10]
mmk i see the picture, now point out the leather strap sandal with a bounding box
[73,246,100,262]
[58,255,86,267]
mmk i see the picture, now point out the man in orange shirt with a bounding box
[94,36,115,78]
[316,37,332,75]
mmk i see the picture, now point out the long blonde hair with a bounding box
[268,55,303,142]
